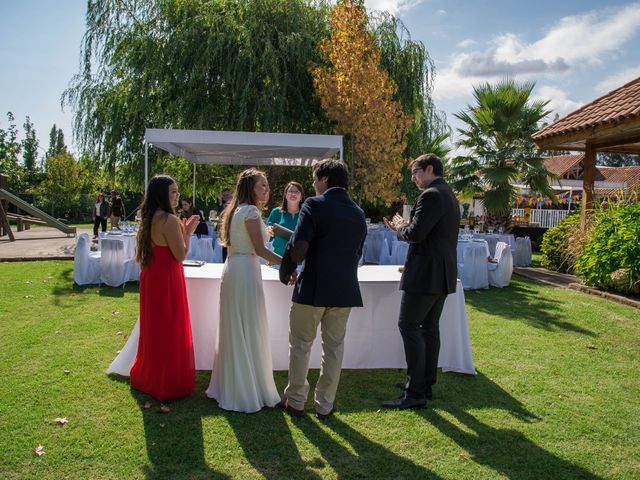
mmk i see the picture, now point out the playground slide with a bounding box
[0,188,76,236]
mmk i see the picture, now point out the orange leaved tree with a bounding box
[311,0,411,204]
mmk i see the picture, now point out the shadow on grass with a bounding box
[420,408,602,479]
[465,278,596,337]
[51,265,139,303]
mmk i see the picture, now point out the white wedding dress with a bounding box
[205,204,281,412]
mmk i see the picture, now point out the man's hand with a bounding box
[287,270,298,286]
[384,213,407,231]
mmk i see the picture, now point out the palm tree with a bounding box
[450,79,552,229]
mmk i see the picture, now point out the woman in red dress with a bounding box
[130,175,199,401]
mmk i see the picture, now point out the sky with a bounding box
[1,0,640,156]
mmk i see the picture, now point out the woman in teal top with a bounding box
[266,181,305,256]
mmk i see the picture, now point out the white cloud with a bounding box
[532,85,583,119]
[595,66,640,93]
[457,39,477,49]
[364,0,425,15]
[434,3,640,101]
[436,9,446,15]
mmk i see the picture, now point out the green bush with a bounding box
[541,213,582,273]
[575,202,640,294]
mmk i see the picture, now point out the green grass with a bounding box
[1,261,638,479]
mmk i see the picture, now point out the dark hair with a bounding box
[412,153,444,177]
[136,175,176,268]
[312,159,349,189]
[280,181,305,211]
[220,168,266,247]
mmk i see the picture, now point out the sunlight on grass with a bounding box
[0,261,638,479]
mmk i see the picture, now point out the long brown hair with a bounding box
[136,175,176,268]
[219,168,266,247]
[280,181,305,212]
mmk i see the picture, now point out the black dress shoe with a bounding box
[316,408,334,421]
[382,395,426,410]
[394,383,433,400]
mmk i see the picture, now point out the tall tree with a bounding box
[0,112,25,192]
[597,152,640,167]
[46,124,66,159]
[450,79,552,228]
[311,0,410,204]
[21,116,39,173]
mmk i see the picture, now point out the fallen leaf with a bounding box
[23,295,33,299]
[157,405,171,414]
[115,331,122,336]
[586,344,597,350]
[122,334,128,341]
[34,445,45,456]
[112,310,120,316]
[54,417,68,425]
[63,369,70,375]
[26,280,32,284]
[159,423,166,428]
[143,402,151,409]
[116,350,121,354]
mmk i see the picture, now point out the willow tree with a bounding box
[63,0,332,196]
[311,0,411,204]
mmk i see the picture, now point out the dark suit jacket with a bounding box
[280,188,367,307]
[397,178,460,295]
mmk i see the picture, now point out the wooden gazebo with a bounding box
[532,77,640,227]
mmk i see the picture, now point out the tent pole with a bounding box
[193,163,196,206]
[144,141,149,193]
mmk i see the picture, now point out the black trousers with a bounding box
[398,291,448,399]
[93,216,107,236]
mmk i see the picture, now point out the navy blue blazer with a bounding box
[280,188,367,307]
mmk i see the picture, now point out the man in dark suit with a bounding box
[279,159,367,420]
[382,153,460,409]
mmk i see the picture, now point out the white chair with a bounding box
[391,240,409,265]
[186,235,199,260]
[488,242,513,288]
[196,237,215,263]
[212,237,224,263]
[378,238,393,265]
[128,259,141,282]
[514,237,532,267]
[100,238,133,287]
[74,233,101,285]
[459,242,489,290]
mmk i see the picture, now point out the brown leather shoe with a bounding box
[316,409,334,421]
[278,398,306,417]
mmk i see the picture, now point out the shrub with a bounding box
[575,202,640,294]
[540,213,582,273]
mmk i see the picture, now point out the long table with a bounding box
[107,265,475,375]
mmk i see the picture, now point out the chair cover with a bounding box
[391,240,409,265]
[378,238,393,265]
[489,242,513,288]
[74,233,101,285]
[196,237,216,263]
[514,237,532,267]
[186,235,199,260]
[212,237,224,263]
[460,242,489,290]
[100,238,131,287]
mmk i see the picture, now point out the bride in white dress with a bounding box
[206,169,283,413]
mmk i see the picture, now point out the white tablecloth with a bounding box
[107,265,475,375]
[99,232,137,260]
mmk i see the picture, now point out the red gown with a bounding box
[130,245,195,400]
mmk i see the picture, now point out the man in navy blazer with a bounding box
[279,159,367,419]
[382,153,460,409]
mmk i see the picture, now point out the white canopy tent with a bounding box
[143,128,343,203]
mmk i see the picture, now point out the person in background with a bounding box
[110,190,126,230]
[93,192,110,239]
[217,188,233,261]
[130,175,199,401]
[266,181,305,256]
[180,197,209,237]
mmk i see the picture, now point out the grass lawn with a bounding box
[0,261,638,479]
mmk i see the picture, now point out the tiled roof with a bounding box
[533,77,640,140]
[543,154,584,177]
[597,166,640,191]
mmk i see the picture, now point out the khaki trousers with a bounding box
[284,302,351,415]
[110,215,121,230]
